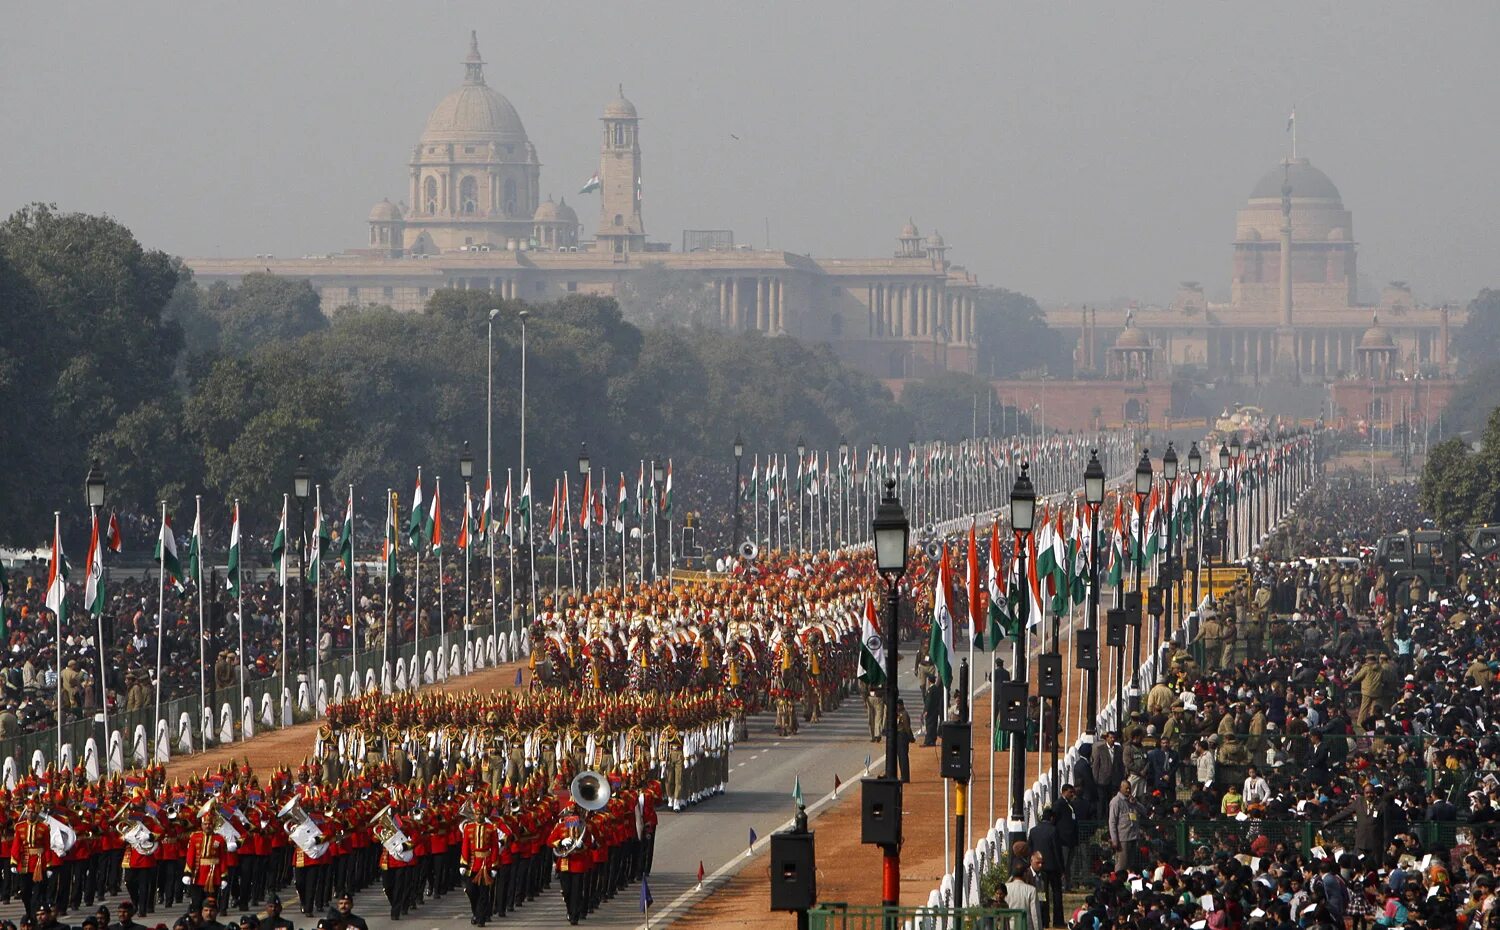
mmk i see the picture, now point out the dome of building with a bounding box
[553,197,578,225]
[533,197,560,222]
[1359,315,1394,349]
[369,198,403,222]
[1249,157,1341,202]
[900,219,919,239]
[927,231,945,249]
[1114,323,1152,349]
[603,87,637,119]
[420,33,529,145]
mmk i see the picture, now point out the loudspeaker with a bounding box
[1106,608,1128,647]
[1037,652,1063,698]
[860,778,902,847]
[769,831,817,911]
[1147,584,1164,618]
[1124,591,1142,627]
[939,722,972,782]
[999,682,1028,732]
[1075,628,1098,669]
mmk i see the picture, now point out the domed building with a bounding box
[382,32,542,255]
[1232,156,1356,312]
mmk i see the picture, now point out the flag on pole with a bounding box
[307,499,325,583]
[857,596,885,686]
[159,511,187,591]
[638,875,653,912]
[429,480,443,554]
[407,469,426,549]
[269,499,287,587]
[45,521,68,624]
[580,473,593,530]
[547,481,561,546]
[662,461,674,517]
[615,474,627,532]
[928,543,955,688]
[985,521,1009,644]
[966,521,982,643]
[339,488,353,573]
[635,463,646,518]
[502,475,514,543]
[106,512,122,553]
[518,471,532,540]
[579,173,601,194]
[85,514,104,618]
[457,485,471,552]
[792,775,803,808]
[188,504,203,585]
[748,827,758,853]
[383,491,399,581]
[696,861,705,888]
[479,474,493,543]
[226,503,242,597]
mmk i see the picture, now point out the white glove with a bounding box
[458,866,467,876]
[488,869,497,878]
[183,875,193,885]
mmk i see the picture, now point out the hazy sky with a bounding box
[4,2,1496,306]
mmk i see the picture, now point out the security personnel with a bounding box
[9,798,54,920]
[458,808,499,926]
[183,810,229,910]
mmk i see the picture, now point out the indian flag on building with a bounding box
[45,518,68,625]
[928,543,955,689]
[158,510,186,592]
[579,173,601,194]
[857,596,885,686]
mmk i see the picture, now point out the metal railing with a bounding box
[810,903,1025,930]
[1,621,523,773]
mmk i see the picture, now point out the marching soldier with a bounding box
[458,806,500,926]
[183,809,229,910]
[547,805,591,926]
[9,798,54,920]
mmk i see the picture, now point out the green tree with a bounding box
[614,263,719,329]
[206,272,328,355]
[1419,437,1481,530]
[896,372,997,442]
[1456,288,1500,374]
[973,287,1067,377]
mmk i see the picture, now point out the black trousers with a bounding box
[464,875,493,923]
[896,737,912,782]
[559,870,585,924]
[16,874,43,920]
[1040,869,1064,927]
[125,866,155,915]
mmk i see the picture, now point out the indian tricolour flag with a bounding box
[46,519,68,625]
[984,521,1009,646]
[579,173,601,194]
[408,468,426,550]
[479,474,492,544]
[158,510,186,592]
[662,461,673,517]
[85,512,105,618]
[928,543,955,689]
[270,498,287,587]
[615,474,627,533]
[857,596,885,686]
[519,470,532,540]
[428,479,443,554]
[226,503,242,598]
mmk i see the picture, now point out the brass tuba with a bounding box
[368,805,412,863]
[570,770,611,812]
[277,797,328,858]
[112,806,159,857]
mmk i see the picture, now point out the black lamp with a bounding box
[578,442,590,476]
[1187,441,1202,476]
[85,459,106,509]
[1084,451,1104,507]
[459,441,475,481]
[293,454,311,500]
[872,478,909,578]
[1011,463,1036,534]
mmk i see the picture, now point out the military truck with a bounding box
[1375,526,1500,606]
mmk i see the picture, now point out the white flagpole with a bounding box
[490,471,498,653]
[527,469,537,623]
[506,471,516,643]
[436,475,446,681]
[347,484,355,695]
[54,511,63,766]
[383,489,392,691]
[235,500,244,722]
[280,493,289,705]
[312,486,321,701]
[155,501,166,751]
[195,495,206,746]
[463,479,471,674]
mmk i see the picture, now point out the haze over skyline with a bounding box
[3,1,1496,307]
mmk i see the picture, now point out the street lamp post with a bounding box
[652,460,665,580]
[460,442,475,669]
[1083,451,1104,740]
[732,433,745,552]
[486,309,499,652]
[1161,443,1178,646]
[293,455,312,677]
[1007,463,1036,848]
[1130,450,1151,709]
[871,478,909,911]
[838,435,849,547]
[1229,435,1241,561]
[1187,442,1202,617]
[579,443,591,591]
[796,437,807,552]
[85,459,108,771]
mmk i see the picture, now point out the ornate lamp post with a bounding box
[1130,449,1151,708]
[1161,442,1178,644]
[1083,451,1104,740]
[1187,442,1202,616]
[460,441,475,663]
[732,433,745,551]
[85,460,109,767]
[293,454,312,674]
[871,479,909,911]
[1229,435,1242,561]
[1006,464,1036,847]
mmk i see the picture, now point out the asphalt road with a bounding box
[0,659,922,930]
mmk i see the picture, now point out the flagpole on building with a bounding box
[155,501,166,758]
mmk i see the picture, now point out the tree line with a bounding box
[0,204,1038,546]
